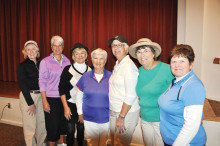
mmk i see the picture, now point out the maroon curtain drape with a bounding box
[0,0,177,81]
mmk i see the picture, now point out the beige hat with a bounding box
[24,40,39,49]
[128,38,161,59]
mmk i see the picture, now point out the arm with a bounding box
[115,102,131,134]
[17,63,36,115]
[173,105,203,146]
[60,94,71,120]
[17,64,34,106]
[39,60,50,113]
[76,87,84,123]
[115,68,138,134]
[41,91,50,113]
[59,66,72,120]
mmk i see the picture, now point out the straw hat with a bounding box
[128,38,161,59]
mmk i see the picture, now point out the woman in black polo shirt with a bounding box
[17,40,46,146]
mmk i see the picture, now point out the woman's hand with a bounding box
[64,106,72,120]
[43,101,50,113]
[115,117,126,134]
[27,104,36,116]
[78,115,84,123]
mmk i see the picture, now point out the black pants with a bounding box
[66,102,84,146]
[44,97,67,142]
[164,142,171,146]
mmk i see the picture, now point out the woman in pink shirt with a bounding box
[39,35,70,146]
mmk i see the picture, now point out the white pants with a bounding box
[141,119,164,146]
[109,110,139,146]
[84,120,109,146]
[19,92,46,146]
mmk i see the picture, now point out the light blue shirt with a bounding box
[158,71,206,145]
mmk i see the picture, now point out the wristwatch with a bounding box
[119,114,125,119]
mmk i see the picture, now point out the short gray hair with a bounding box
[51,35,64,46]
[91,48,108,62]
[122,43,129,53]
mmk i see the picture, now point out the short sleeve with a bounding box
[76,74,85,92]
[183,82,206,106]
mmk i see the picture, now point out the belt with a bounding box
[30,90,40,94]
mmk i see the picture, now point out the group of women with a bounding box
[17,35,206,146]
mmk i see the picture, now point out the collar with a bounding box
[26,57,39,64]
[51,53,63,61]
[90,69,107,79]
[172,70,194,87]
[116,55,129,67]
[72,63,88,75]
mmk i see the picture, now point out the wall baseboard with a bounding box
[0,119,22,127]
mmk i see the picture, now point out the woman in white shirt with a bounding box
[108,35,140,146]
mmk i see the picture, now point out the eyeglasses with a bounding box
[136,49,151,55]
[111,43,124,48]
[52,45,63,48]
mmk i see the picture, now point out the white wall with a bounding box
[202,0,220,101]
[178,0,220,101]
[178,0,220,145]
[0,97,22,126]
[203,120,220,146]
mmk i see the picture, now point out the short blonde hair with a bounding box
[91,48,108,62]
[72,48,88,62]
[22,40,40,59]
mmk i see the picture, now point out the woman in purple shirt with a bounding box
[76,48,111,146]
[39,35,70,146]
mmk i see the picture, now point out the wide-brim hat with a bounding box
[108,35,127,45]
[128,38,161,59]
[24,40,39,49]
[70,43,88,54]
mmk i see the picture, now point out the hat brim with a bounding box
[71,43,88,54]
[128,42,161,59]
[108,38,115,45]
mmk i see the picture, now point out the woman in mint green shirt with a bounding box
[129,38,174,146]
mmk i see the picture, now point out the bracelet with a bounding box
[119,114,125,119]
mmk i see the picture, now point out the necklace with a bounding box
[35,62,39,72]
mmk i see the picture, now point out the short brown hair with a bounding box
[170,44,195,64]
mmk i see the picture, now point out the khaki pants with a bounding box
[110,110,139,146]
[141,119,164,146]
[84,120,109,146]
[19,92,46,146]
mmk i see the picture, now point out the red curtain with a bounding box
[0,0,177,81]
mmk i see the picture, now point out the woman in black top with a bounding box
[59,43,91,146]
[17,40,46,146]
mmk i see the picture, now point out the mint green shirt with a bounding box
[136,61,174,122]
